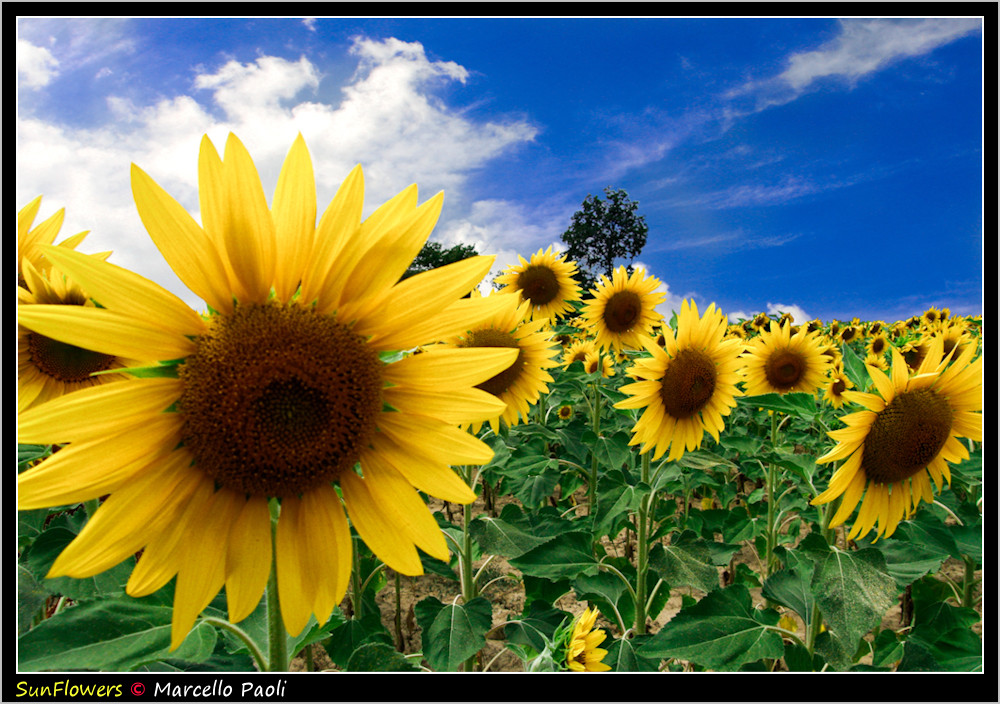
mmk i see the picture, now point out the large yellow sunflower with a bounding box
[16,133,519,649]
[580,266,664,353]
[494,245,582,321]
[614,299,744,461]
[441,294,559,432]
[742,320,831,396]
[811,339,982,541]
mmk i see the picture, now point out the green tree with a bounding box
[559,187,648,292]
[402,241,479,279]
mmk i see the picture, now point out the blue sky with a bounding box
[17,16,984,325]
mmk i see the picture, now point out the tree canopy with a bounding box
[559,187,648,292]
[403,241,479,279]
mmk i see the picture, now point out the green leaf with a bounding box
[324,613,392,668]
[604,633,659,672]
[737,392,818,419]
[19,525,135,602]
[648,533,721,594]
[18,564,48,635]
[18,598,216,671]
[502,602,567,653]
[468,514,552,560]
[840,342,871,392]
[346,642,420,672]
[811,546,897,660]
[762,563,815,627]
[414,596,492,672]
[637,585,783,671]
[510,532,600,581]
[873,537,949,589]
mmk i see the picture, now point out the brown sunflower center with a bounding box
[517,265,560,307]
[461,328,523,397]
[603,290,642,333]
[764,349,805,391]
[178,302,383,498]
[861,389,954,484]
[26,331,116,383]
[660,349,717,419]
[830,378,847,396]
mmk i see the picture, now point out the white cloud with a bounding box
[766,302,811,325]
[727,18,981,113]
[17,38,538,310]
[17,39,59,88]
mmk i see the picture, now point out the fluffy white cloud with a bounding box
[17,39,59,88]
[16,36,538,310]
[766,302,811,325]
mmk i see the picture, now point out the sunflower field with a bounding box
[17,134,983,678]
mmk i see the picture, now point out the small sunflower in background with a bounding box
[583,350,616,378]
[742,320,831,397]
[811,338,982,541]
[822,364,854,409]
[581,265,664,353]
[562,338,599,369]
[615,299,744,462]
[564,607,612,672]
[557,404,574,421]
[443,294,559,433]
[17,199,136,411]
[494,245,582,321]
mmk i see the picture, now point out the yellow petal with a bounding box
[131,163,234,314]
[371,432,478,504]
[37,246,206,337]
[225,495,273,624]
[271,134,316,303]
[341,470,423,575]
[17,305,197,362]
[382,347,518,391]
[382,384,507,425]
[18,377,182,444]
[220,133,276,303]
[300,484,352,624]
[171,488,243,650]
[361,450,449,562]
[48,451,202,579]
[275,495,314,637]
[17,413,182,509]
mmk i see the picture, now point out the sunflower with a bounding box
[583,350,616,378]
[742,320,831,397]
[562,338,599,368]
[17,133,520,649]
[494,245,582,321]
[811,339,982,541]
[822,365,854,409]
[441,294,558,432]
[565,607,612,672]
[557,404,574,421]
[18,254,139,411]
[581,266,664,353]
[17,200,133,411]
[615,299,744,461]
[18,196,95,287]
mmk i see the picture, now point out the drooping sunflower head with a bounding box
[811,338,982,541]
[581,266,665,353]
[741,320,831,397]
[17,132,522,649]
[443,295,559,432]
[564,607,612,672]
[494,245,583,321]
[616,299,744,461]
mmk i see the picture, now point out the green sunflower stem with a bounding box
[588,380,603,513]
[266,499,288,672]
[633,451,652,636]
[763,411,780,581]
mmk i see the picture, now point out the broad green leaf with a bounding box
[873,537,948,588]
[502,602,567,653]
[324,613,392,668]
[811,546,897,660]
[18,564,48,635]
[839,342,871,393]
[468,514,553,559]
[414,596,492,672]
[18,598,216,671]
[346,642,420,672]
[510,532,600,581]
[604,633,659,672]
[637,585,783,671]
[762,562,815,628]
[648,533,720,594]
[19,525,135,602]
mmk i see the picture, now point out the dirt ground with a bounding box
[292,491,982,672]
